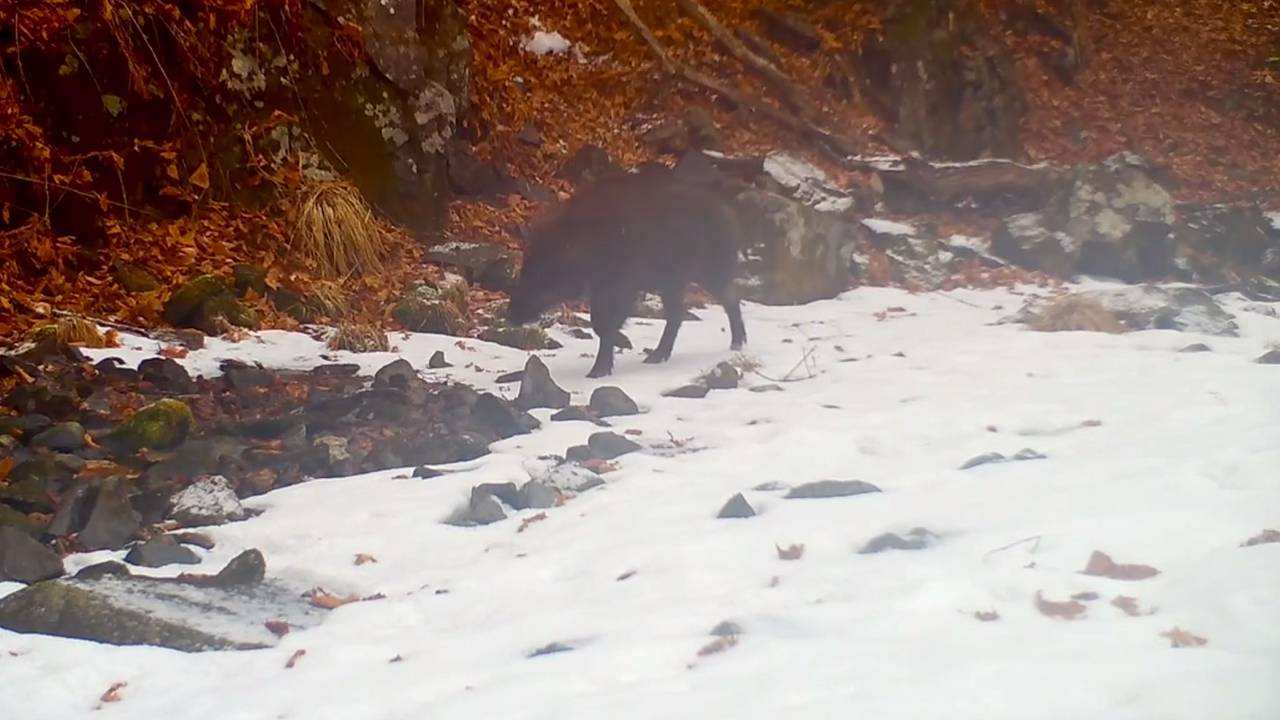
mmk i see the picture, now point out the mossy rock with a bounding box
[479,325,557,351]
[164,275,257,334]
[104,399,195,454]
[232,264,268,297]
[0,505,44,537]
[0,581,253,652]
[392,279,469,334]
[114,263,162,293]
[270,288,314,323]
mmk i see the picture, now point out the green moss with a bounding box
[107,399,195,454]
[164,275,228,326]
[479,325,552,351]
[114,264,161,293]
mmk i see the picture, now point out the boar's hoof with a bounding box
[586,363,613,379]
[643,350,671,364]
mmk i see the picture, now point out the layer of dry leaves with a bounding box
[2,0,1278,339]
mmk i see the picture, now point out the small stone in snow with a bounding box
[527,642,574,658]
[0,526,64,584]
[550,406,606,424]
[1178,343,1212,353]
[749,384,784,393]
[124,535,201,568]
[960,452,1006,470]
[518,481,561,510]
[428,351,451,369]
[704,361,740,390]
[515,356,570,410]
[662,383,709,399]
[859,528,938,554]
[1012,448,1047,461]
[710,620,743,637]
[752,482,789,492]
[495,370,524,384]
[1257,349,1280,365]
[588,386,639,417]
[587,432,641,460]
[784,480,881,499]
[413,466,444,479]
[717,493,756,519]
[565,445,595,463]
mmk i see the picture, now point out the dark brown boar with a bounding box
[507,169,746,377]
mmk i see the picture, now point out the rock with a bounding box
[0,434,18,459]
[424,241,522,293]
[716,493,756,519]
[232,264,267,297]
[564,445,595,464]
[30,421,86,452]
[169,476,246,526]
[172,532,216,550]
[373,359,418,389]
[413,466,443,479]
[172,328,206,350]
[472,482,520,509]
[558,145,621,186]
[532,463,605,493]
[784,480,882,499]
[1,460,64,513]
[495,370,525,384]
[138,357,194,392]
[220,360,276,390]
[214,549,267,587]
[550,406,605,424]
[754,7,820,51]
[515,356,570,411]
[710,620,743,637]
[480,325,558,350]
[859,528,939,554]
[445,139,517,199]
[517,481,561,510]
[641,118,689,155]
[104,398,195,454]
[992,211,1082,278]
[449,493,505,526]
[0,551,316,651]
[1258,349,1280,365]
[749,384,783,393]
[662,383,709,399]
[734,188,856,305]
[959,448,1046,470]
[124,535,201,568]
[163,274,257,335]
[0,505,43,537]
[704,362,740,390]
[113,262,161,293]
[1076,286,1237,336]
[518,122,542,146]
[1174,204,1279,283]
[472,392,540,438]
[1063,154,1177,281]
[0,527,64,583]
[428,350,452,368]
[588,386,639,417]
[392,278,469,334]
[528,641,574,658]
[682,106,720,149]
[1178,343,1212,353]
[587,432,641,460]
[76,479,142,551]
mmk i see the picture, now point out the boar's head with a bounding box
[507,212,589,325]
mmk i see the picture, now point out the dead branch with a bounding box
[611,0,894,168]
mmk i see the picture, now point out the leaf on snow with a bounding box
[1082,550,1159,580]
[1035,591,1087,620]
[1161,627,1207,648]
[776,543,805,560]
[306,589,361,609]
[696,635,738,657]
[264,620,291,637]
[99,682,127,703]
[973,610,1000,622]
[285,649,307,668]
[353,553,378,566]
[1110,595,1154,617]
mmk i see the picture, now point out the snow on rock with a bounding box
[5,284,1280,719]
[1267,211,1280,230]
[169,476,246,527]
[861,217,916,236]
[524,30,572,56]
[762,152,854,212]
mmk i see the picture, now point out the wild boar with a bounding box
[507,168,746,377]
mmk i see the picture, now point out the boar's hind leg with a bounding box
[644,286,687,364]
[711,282,747,350]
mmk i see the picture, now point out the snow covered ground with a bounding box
[2,284,1279,720]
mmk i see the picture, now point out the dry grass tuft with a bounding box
[27,316,110,347]
[291,181,386,279]
[1028,295,1127,334]
[326,323,390,353]
[308,281,351,320]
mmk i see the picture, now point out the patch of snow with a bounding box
[6,284,1280,719]
[169,476,246,526]
[862,218,916,236]
[1266,211,1280,230]
[945,234,988,253]
[525,30,572,56]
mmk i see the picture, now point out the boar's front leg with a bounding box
[644,285,686,364]
[587,286,630,378]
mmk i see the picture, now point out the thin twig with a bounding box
[983,535,1042,560]
[0,172,160,216]
[751,345,817,383]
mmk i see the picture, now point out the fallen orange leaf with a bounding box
[1082,550,1160,580]
[1035,591,1087,620]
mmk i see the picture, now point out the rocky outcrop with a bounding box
[734,189,856,304]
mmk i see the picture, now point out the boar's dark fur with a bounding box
[508,167,746,377]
